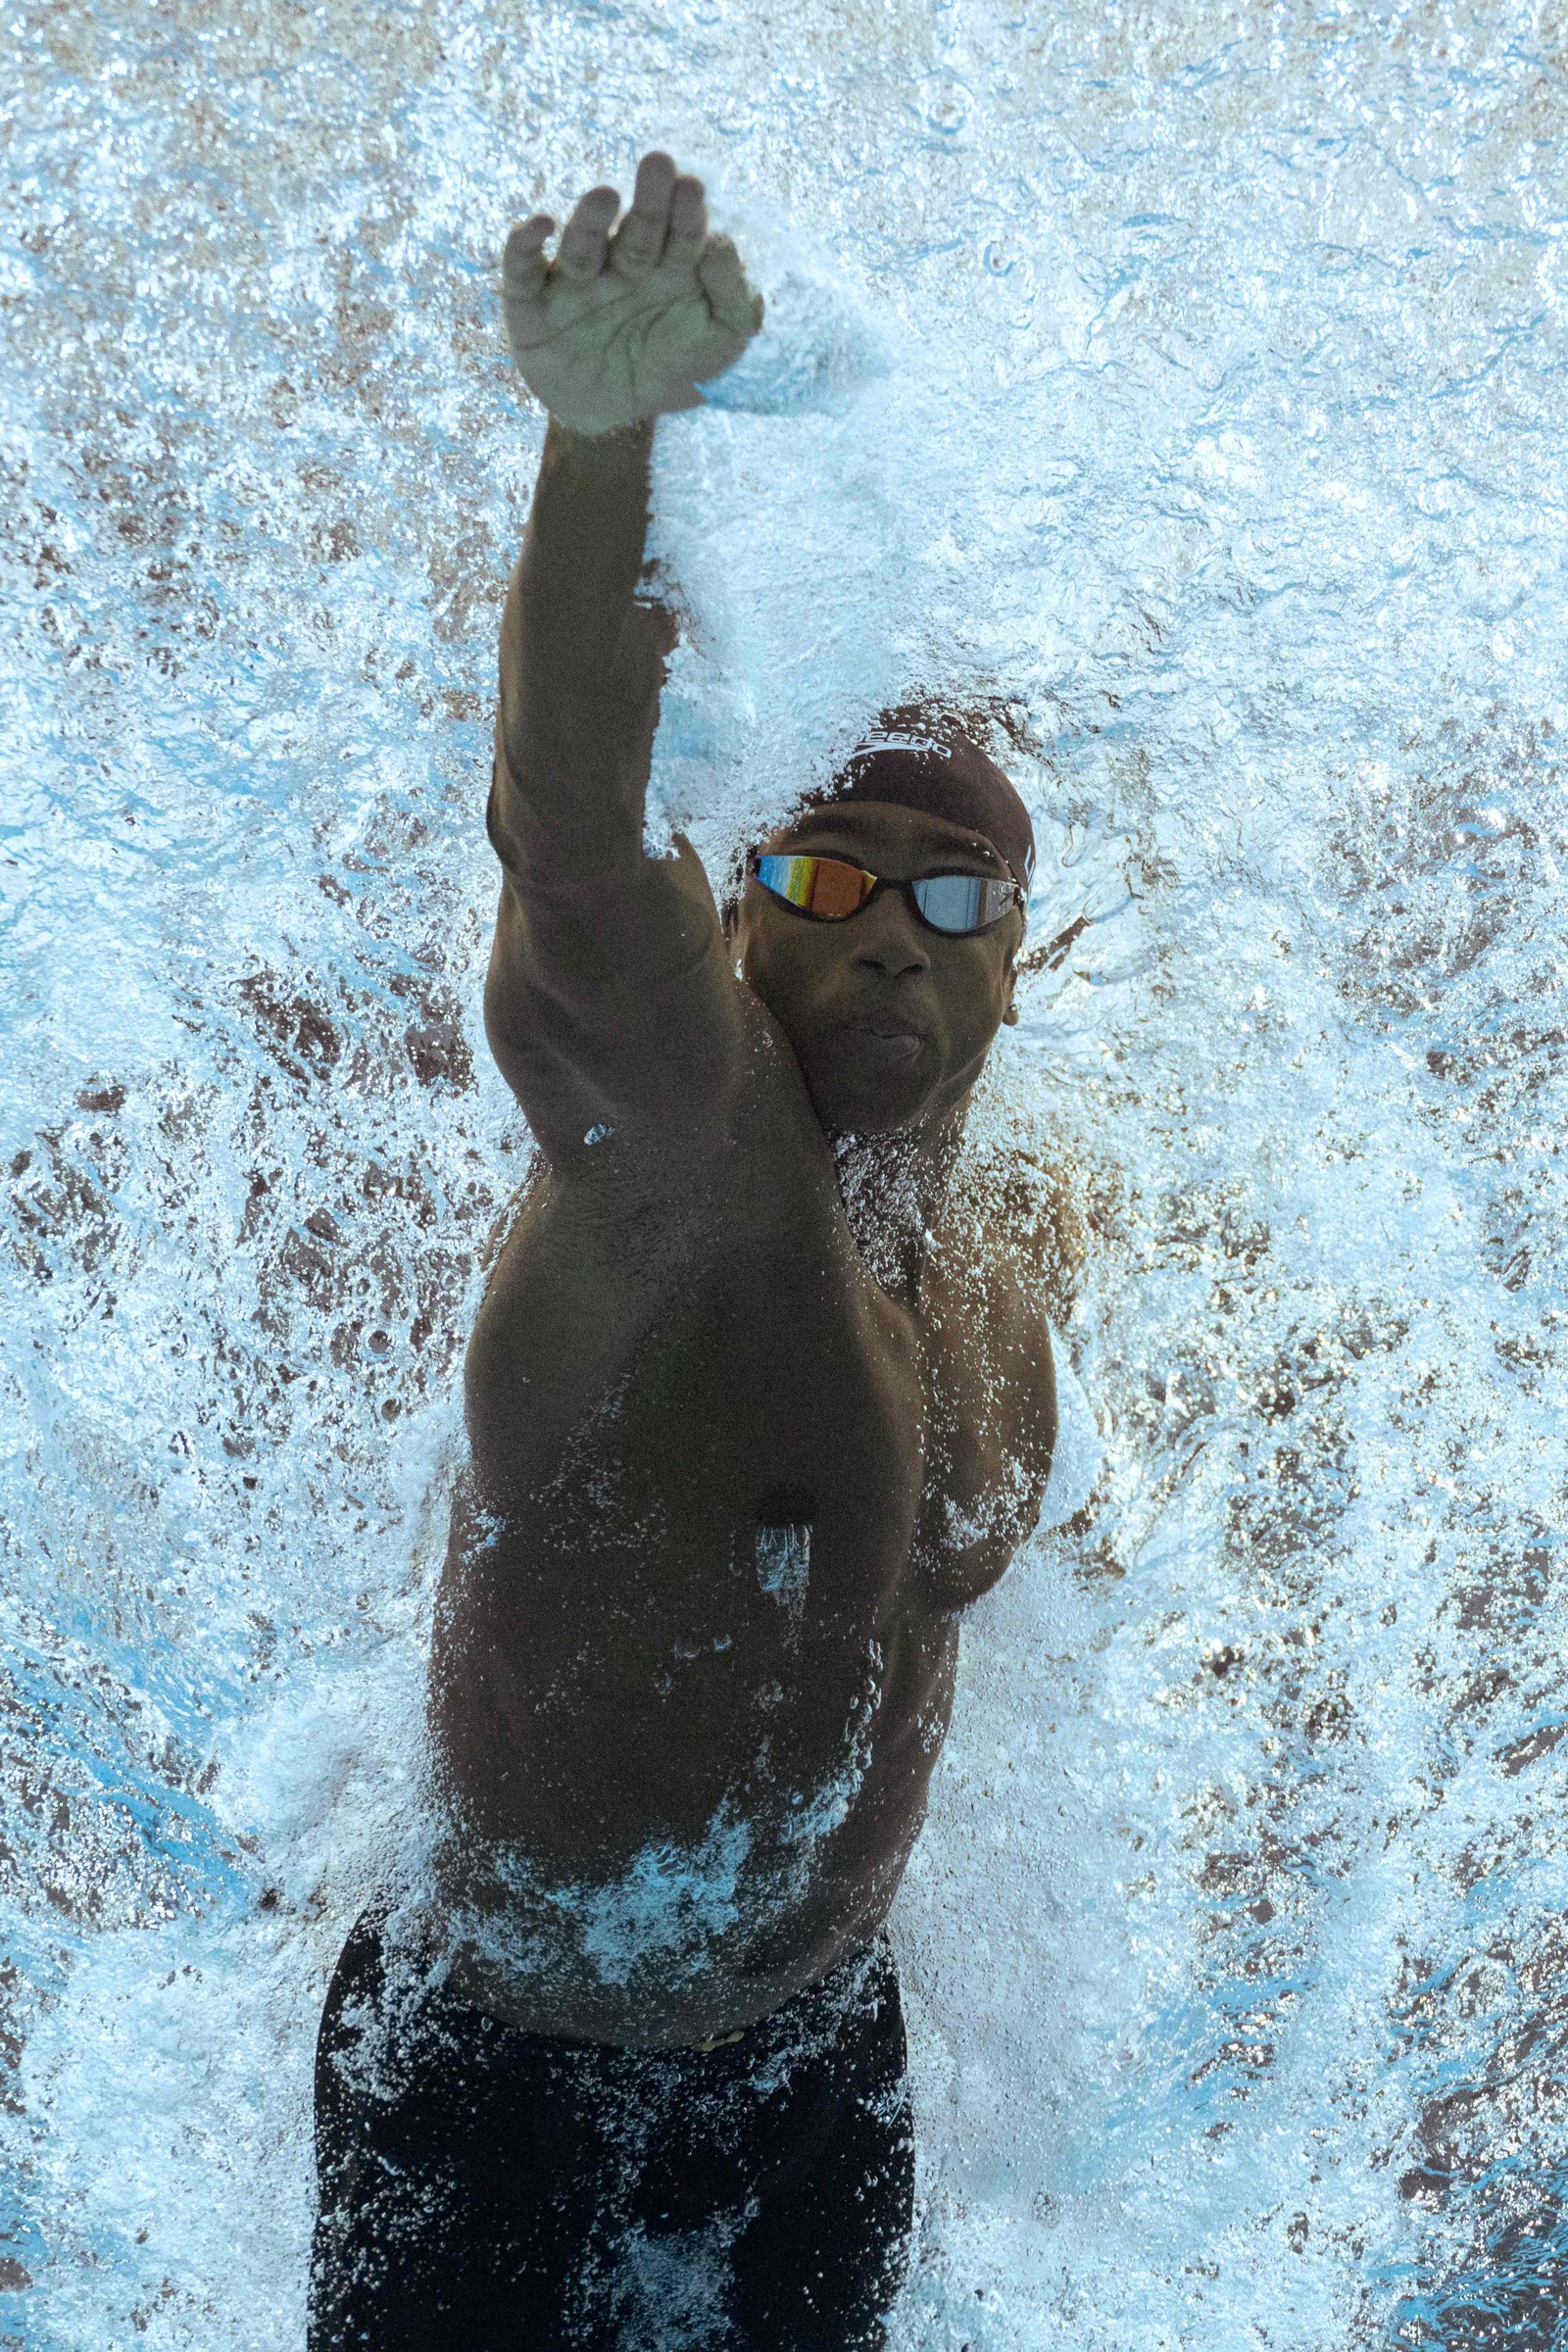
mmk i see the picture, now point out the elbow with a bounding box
[488,776,645,894]
[483,951,563,1068]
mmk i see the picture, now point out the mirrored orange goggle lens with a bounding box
[758,855,874,918]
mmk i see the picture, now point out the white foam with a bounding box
[3,3,1564,2344]
[1039,1339,1102,1532]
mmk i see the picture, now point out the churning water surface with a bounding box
[3,2,1567,2345]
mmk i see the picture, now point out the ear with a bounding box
[1002,937,1021,1026]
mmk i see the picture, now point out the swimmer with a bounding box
[310,151,1073,2351]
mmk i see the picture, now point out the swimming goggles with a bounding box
[752,853,1024,937]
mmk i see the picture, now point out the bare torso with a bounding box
[426,999,1058,2048]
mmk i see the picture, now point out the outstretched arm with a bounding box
[483,154,763,1162]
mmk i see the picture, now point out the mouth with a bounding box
[832,1016,927,1071]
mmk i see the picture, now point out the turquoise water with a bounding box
[3,1,1566,2343]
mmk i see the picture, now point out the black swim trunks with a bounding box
[308,1908,915,2351]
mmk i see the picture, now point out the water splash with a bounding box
[2,0,1566,2344]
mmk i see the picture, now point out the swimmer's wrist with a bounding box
[543,408,658,448]
[534,415,663,508]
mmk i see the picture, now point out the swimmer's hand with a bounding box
[503,152,763,438]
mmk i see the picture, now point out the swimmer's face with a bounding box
[731,801,1024,1138]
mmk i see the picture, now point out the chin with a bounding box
[805,1064,937,1139]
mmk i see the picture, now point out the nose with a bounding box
[852,889,931,979]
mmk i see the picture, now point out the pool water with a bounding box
[3,2,1566,2344]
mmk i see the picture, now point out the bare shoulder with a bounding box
[948,1094,1093,1329]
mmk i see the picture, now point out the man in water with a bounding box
[310,152,1066,2350]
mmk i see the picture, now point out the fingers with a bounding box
[662,173,709,273]
[556,183,620,280]
[697,233,764,334]
[611,150,678,280]
[502,215,555,348]
[503,217,553,295]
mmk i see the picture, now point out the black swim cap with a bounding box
[824,727,1036,895]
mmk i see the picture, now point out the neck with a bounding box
[833,1105,967,1298]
